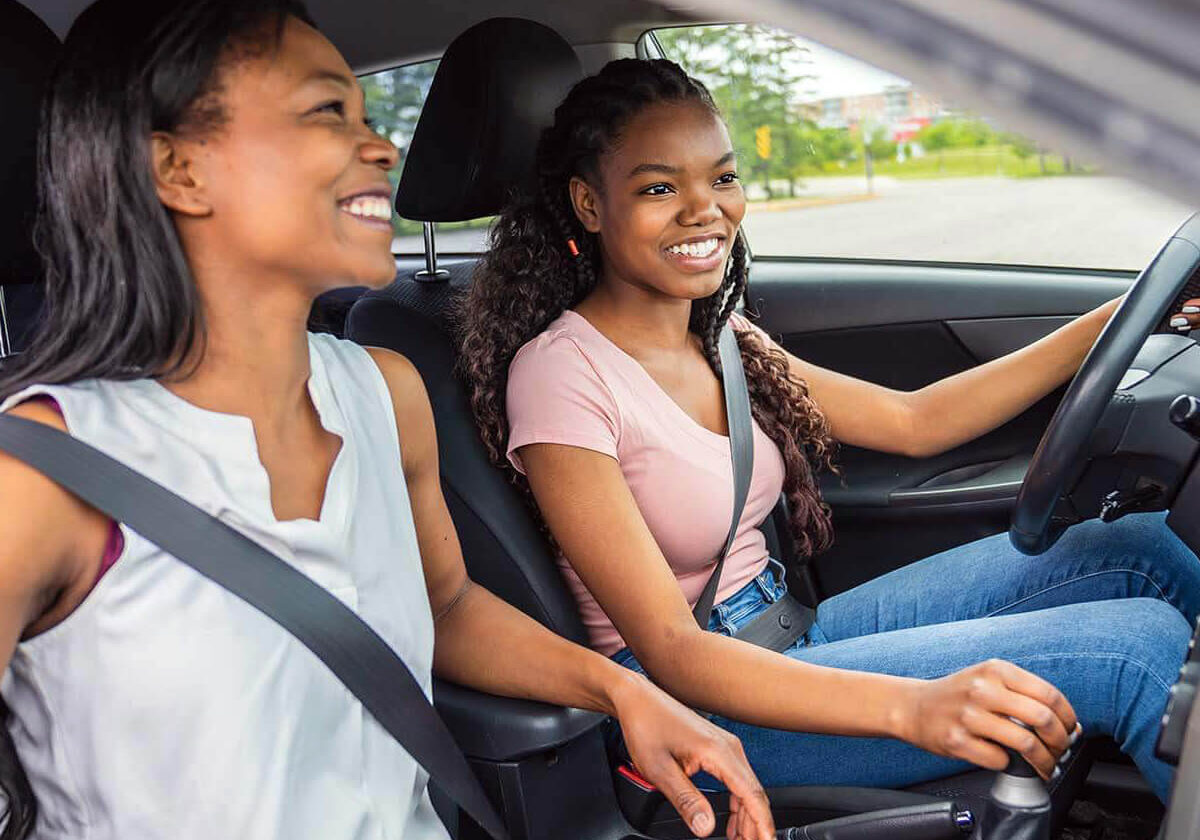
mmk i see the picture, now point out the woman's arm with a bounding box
[517,440,1079,779]
[770,296,1139,458]
[367,348,774,840]
[0,401,109,662]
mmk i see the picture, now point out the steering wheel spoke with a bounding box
[1010,212,1200,554]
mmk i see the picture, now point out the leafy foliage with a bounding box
[654,25,1078,195]
[655,25,816,196]
[361,60,439,233]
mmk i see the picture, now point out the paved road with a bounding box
[397,176,1194,271]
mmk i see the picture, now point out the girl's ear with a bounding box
[150,132,213,217]
[568,176,601,234]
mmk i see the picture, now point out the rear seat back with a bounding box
[346,18,586,640]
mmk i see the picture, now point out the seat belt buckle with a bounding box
[616,763,656,791]
[614,762,666,828]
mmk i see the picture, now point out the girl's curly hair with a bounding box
[459,58,837,558]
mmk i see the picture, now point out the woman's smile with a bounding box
[337,188,394,232]
[663,233,726,273]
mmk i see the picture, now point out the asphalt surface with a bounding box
[396,176,1194,271]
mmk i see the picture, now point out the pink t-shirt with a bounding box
[506,310,786,655]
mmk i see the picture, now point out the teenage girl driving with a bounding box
[461,58,1200,800]
[0,6,776,839]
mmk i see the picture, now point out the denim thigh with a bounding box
[815,512,1200,644]
[708,598,1187,801]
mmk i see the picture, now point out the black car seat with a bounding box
[0,0,55,356]
[347,17,1092,837]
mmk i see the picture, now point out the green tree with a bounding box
[656,25,816,198]
[361,61,438,175]
[360,60,439,233]
[865,126,897,161]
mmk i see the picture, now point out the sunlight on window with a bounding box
[653,25,1190,269]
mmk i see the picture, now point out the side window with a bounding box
[648,25,1189,270]
[361,60,492,254]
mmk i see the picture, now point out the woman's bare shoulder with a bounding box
[0,399,105,633]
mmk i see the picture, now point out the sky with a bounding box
[795,35,911,101]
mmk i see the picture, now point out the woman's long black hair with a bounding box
[0,0,314,400]
[460,59,838,559]
[0,1,313,835]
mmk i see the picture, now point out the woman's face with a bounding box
[570,100,746,302]
[157,16,399,293]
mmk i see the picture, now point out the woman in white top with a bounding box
[0,2,774,839]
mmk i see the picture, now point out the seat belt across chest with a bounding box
[0,414,510,840]
[692,324,815,649]
[691,324,755,627]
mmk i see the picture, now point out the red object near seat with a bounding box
[617,764,656,792]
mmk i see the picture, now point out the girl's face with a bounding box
[154,16,399,294]
[570,100,746,302]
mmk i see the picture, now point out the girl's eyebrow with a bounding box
[628,151,737,178]
[629,162,677,177]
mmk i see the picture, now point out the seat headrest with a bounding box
[0,1,59,288]
[395,18,583,223]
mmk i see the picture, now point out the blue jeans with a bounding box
[611,513,1199,802]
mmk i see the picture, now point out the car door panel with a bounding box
[746,260,1132,596]
[747,260,1129,334]
[947,316,1074,361]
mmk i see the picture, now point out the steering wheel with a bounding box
[1010,212,1200,555]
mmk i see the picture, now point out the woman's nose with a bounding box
[361,129,400,171]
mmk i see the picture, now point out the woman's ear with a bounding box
[568,176,602,234]
[150,132,212,217]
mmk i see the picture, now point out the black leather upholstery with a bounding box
[0,0,57,289]
[433,678,606,762]
[349,15,1093,835]
[394,17,582,223]
[347,260,588,642]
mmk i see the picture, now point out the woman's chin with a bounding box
[363,262,398,289]
[312,257,396,295]
[351,251,399,289]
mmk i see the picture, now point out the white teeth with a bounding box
[667,238,720,258]
[341,195,392,222]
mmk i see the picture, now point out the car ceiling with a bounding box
[18,0,705,72]
[21,0,1200,207]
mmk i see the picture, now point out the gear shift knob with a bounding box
[977,723,1051,840]
[1002,745,1041,779]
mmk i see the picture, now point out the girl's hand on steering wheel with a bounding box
[898,659,1079,780]
[1170,297,1200,331]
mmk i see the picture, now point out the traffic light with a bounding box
[755,124,772,160]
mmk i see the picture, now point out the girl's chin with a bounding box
[679,274,727,301]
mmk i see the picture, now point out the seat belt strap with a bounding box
[0,414,510,840]
[692,323,755,628]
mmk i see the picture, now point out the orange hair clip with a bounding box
[566,238,580,257]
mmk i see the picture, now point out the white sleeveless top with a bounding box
[0,333,448,840]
